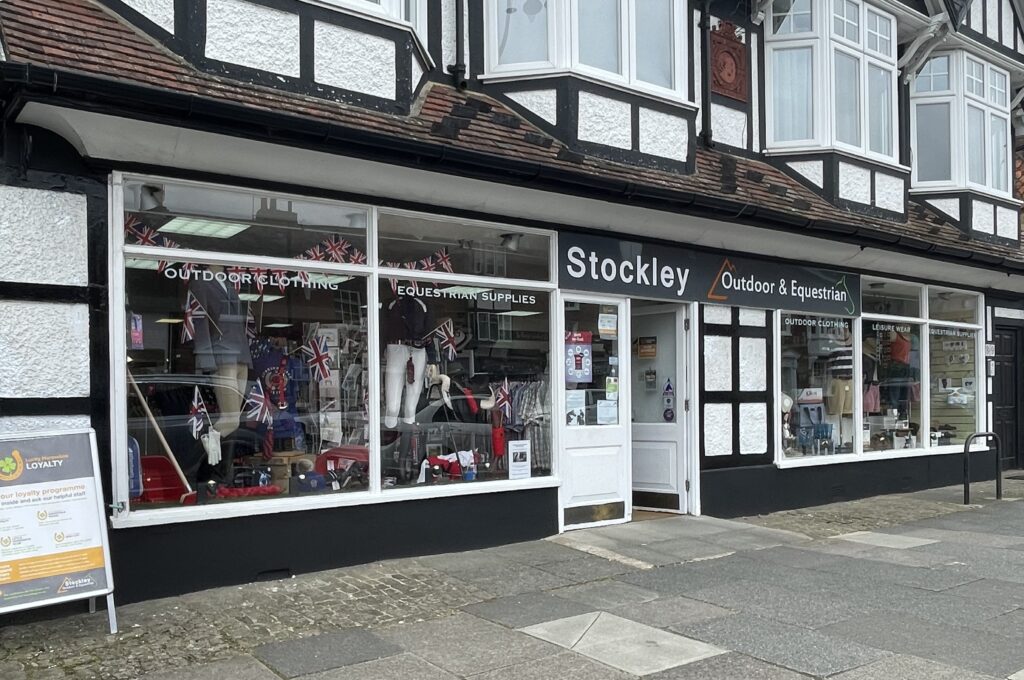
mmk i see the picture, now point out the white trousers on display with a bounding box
[384,343,426,428]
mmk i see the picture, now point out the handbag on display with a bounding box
[796,388,824,404]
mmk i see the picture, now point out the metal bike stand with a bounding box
[963,432,1002,505]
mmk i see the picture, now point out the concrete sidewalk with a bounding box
[3,480,1024,679]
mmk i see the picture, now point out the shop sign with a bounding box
[0,430,116,631]
[559,233,861,316]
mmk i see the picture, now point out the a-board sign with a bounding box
[0,430,116,631]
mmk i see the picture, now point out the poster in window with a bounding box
[597,400,618,425]
[508,440,531,480]
[598,313,618,339]
[636,336,657,358]
[566,389,587,426]
[565,331,593,383]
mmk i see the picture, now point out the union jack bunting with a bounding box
[270,269,289,292]
[302,335,332,382]
[401,262,420,295]
[306,244,327,261]
[245,380,274,425]
[435,319,458,361]
[123,213,142,236]
[348,248,367,265]
[181,291,207,343]
[180,261,199,278]
[419,255,435,271]
[132,226,160,247]
[384,262,401,294]
[226,265,248,292]
[323,236,350,262]
[188,386,209,439]
[496,378,513,420]
[434,248,453,273]
[296,269,310,285]
[250,268,267,294]
[156,238,180,274]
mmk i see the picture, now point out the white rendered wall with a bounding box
[927,198,961,221]
[638,108,688,162]
[974,200,995,234]
[315,22,396,99]
[507,90,559,125]
[787,160,823,188]
[838,162,871,205]
[206,0,301,77]
[874,173,904,213]
[996,206,1018,239]
[577,92,632,150]
[710,104,747,149]
[739,403,767,454]
[0,302,90,399]
[0,416,91,435]
[122,0,175,32]
[0,186,88,286]
[703,403,732,456]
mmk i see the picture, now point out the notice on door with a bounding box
[0,431,112,614]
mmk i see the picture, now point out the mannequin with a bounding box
[188,265,252,436]
[826,328,854,447]
[382,295,434,428]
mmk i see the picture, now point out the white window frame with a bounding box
[483,0,689,104]
[304,0,430,63]
[776,277,986,469]
[910,51,1013,198]
[108,172,560,529]
[766,0,897,164]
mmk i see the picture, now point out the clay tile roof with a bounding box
[1,0,1021,265]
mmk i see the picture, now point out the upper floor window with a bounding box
[486,0,687,101]
[911,52,1011,196]
[321,0,426,36]
[766,0,897,163]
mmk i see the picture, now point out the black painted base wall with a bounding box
[701,450,998,517]
[109,488,558,603]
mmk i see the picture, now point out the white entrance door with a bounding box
[560,295,631,529]
[630,304,688,513]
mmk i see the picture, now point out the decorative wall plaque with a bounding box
[711,20,749,103]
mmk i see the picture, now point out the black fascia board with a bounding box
[1,61,1021,278]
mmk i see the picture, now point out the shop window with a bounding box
[377,280,551,489]
[564,303,620,427]
[780,314,856,458]
[862,280,921,317]
[862,321,922,452]
[377,212,551,282]
[929,289,980,324]
[929,327,979,446]
[486,0,688,101]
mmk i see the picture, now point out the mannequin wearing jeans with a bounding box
[382,295,434,428]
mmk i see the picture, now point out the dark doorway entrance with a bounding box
[992,326,1023,469]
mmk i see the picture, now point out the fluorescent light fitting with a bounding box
[126,259,160,270]
[497,311,540,317]
[264,323,293,328]
[441,286,491,295]
[158,217,250,239]
[239,293,284,302]
[156,318,183,324]
[306,274,352,285]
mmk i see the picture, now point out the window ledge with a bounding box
[908,186,1023,207]
[776,443,987,469]
[479,68,698,112]
[764,147,911,174]
[299,0,434,70]
[110,477,561,528]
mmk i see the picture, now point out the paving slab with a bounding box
[461,591,594,628]
[805,552,978,591]
[488,539,589,565]
[522,611,725,676]
[615,561,736,596]
[683,578,870,629]
[821,612,1024,677]
[675,612,888,677]
[645,652,812,679]
[890,527,1024,549]
[835,531,938,549]
[295,652,456,679]
[377,611,559,676]
[448,563,576,597]
[468,650,631,680]
[611,595,734,629]
[253,630,401,679]
[137,655,280,680]
[553,579,660,609]
[533,554,636,583]
[827,653,999,679]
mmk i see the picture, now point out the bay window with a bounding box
[486,0,687,100]
[911,52,1012,196]
[322,0,425,34]
[767,0,897,161]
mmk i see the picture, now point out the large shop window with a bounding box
[779,278,983,464]
[117,181,554,516]
[766,0,897,161]
[487,0,687,100]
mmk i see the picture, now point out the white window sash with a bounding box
[766,40,819,148]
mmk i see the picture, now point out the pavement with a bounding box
[4,479,1024,679]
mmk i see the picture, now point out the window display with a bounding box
[862,321,921,451]
[780,314,856,457]
[929,327,978,446]
[378,280,551,488]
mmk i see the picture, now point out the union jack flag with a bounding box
[302,335,332,382]
[434,248,453,273]
[306,244,327,261]
[384,262,402,294]
[250,268,267,294]
[419,255,435,271]
[123,213,142,236]
[181,291,207,343]
[348,248,367,265]
[245,380,274,425]
[156,238,180,274]
[323,237,350,262]
[269,269,288,292]
[496,378,513,420]
[132,226,160,247]
[435,319,458,361]
[188,386,209,439]
[401,261,420,295]
[180,261,200,278]
[226,265,248,292]
[296,269,310,285]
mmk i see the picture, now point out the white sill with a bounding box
[298,0,435,69]
[479,68,698,112]
[776,443,988,469]
[908,186,1023,207]
[764,146,911,174]
[110,476,560,529]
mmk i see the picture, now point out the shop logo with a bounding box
[0,450,24,482]
[0,536,11,548]
[57,575,96,594]
[37,511,48,521]
[54,532,65,544]
[707,259,737,302]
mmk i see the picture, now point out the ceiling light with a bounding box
[159,217,250,239]
[126,259,160,270]
[442,286,491,295]
[264,323,293,329]
[497,311,540,317]
[306,274,352,285]
[156,318,183,324]
[239,293,284,302]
